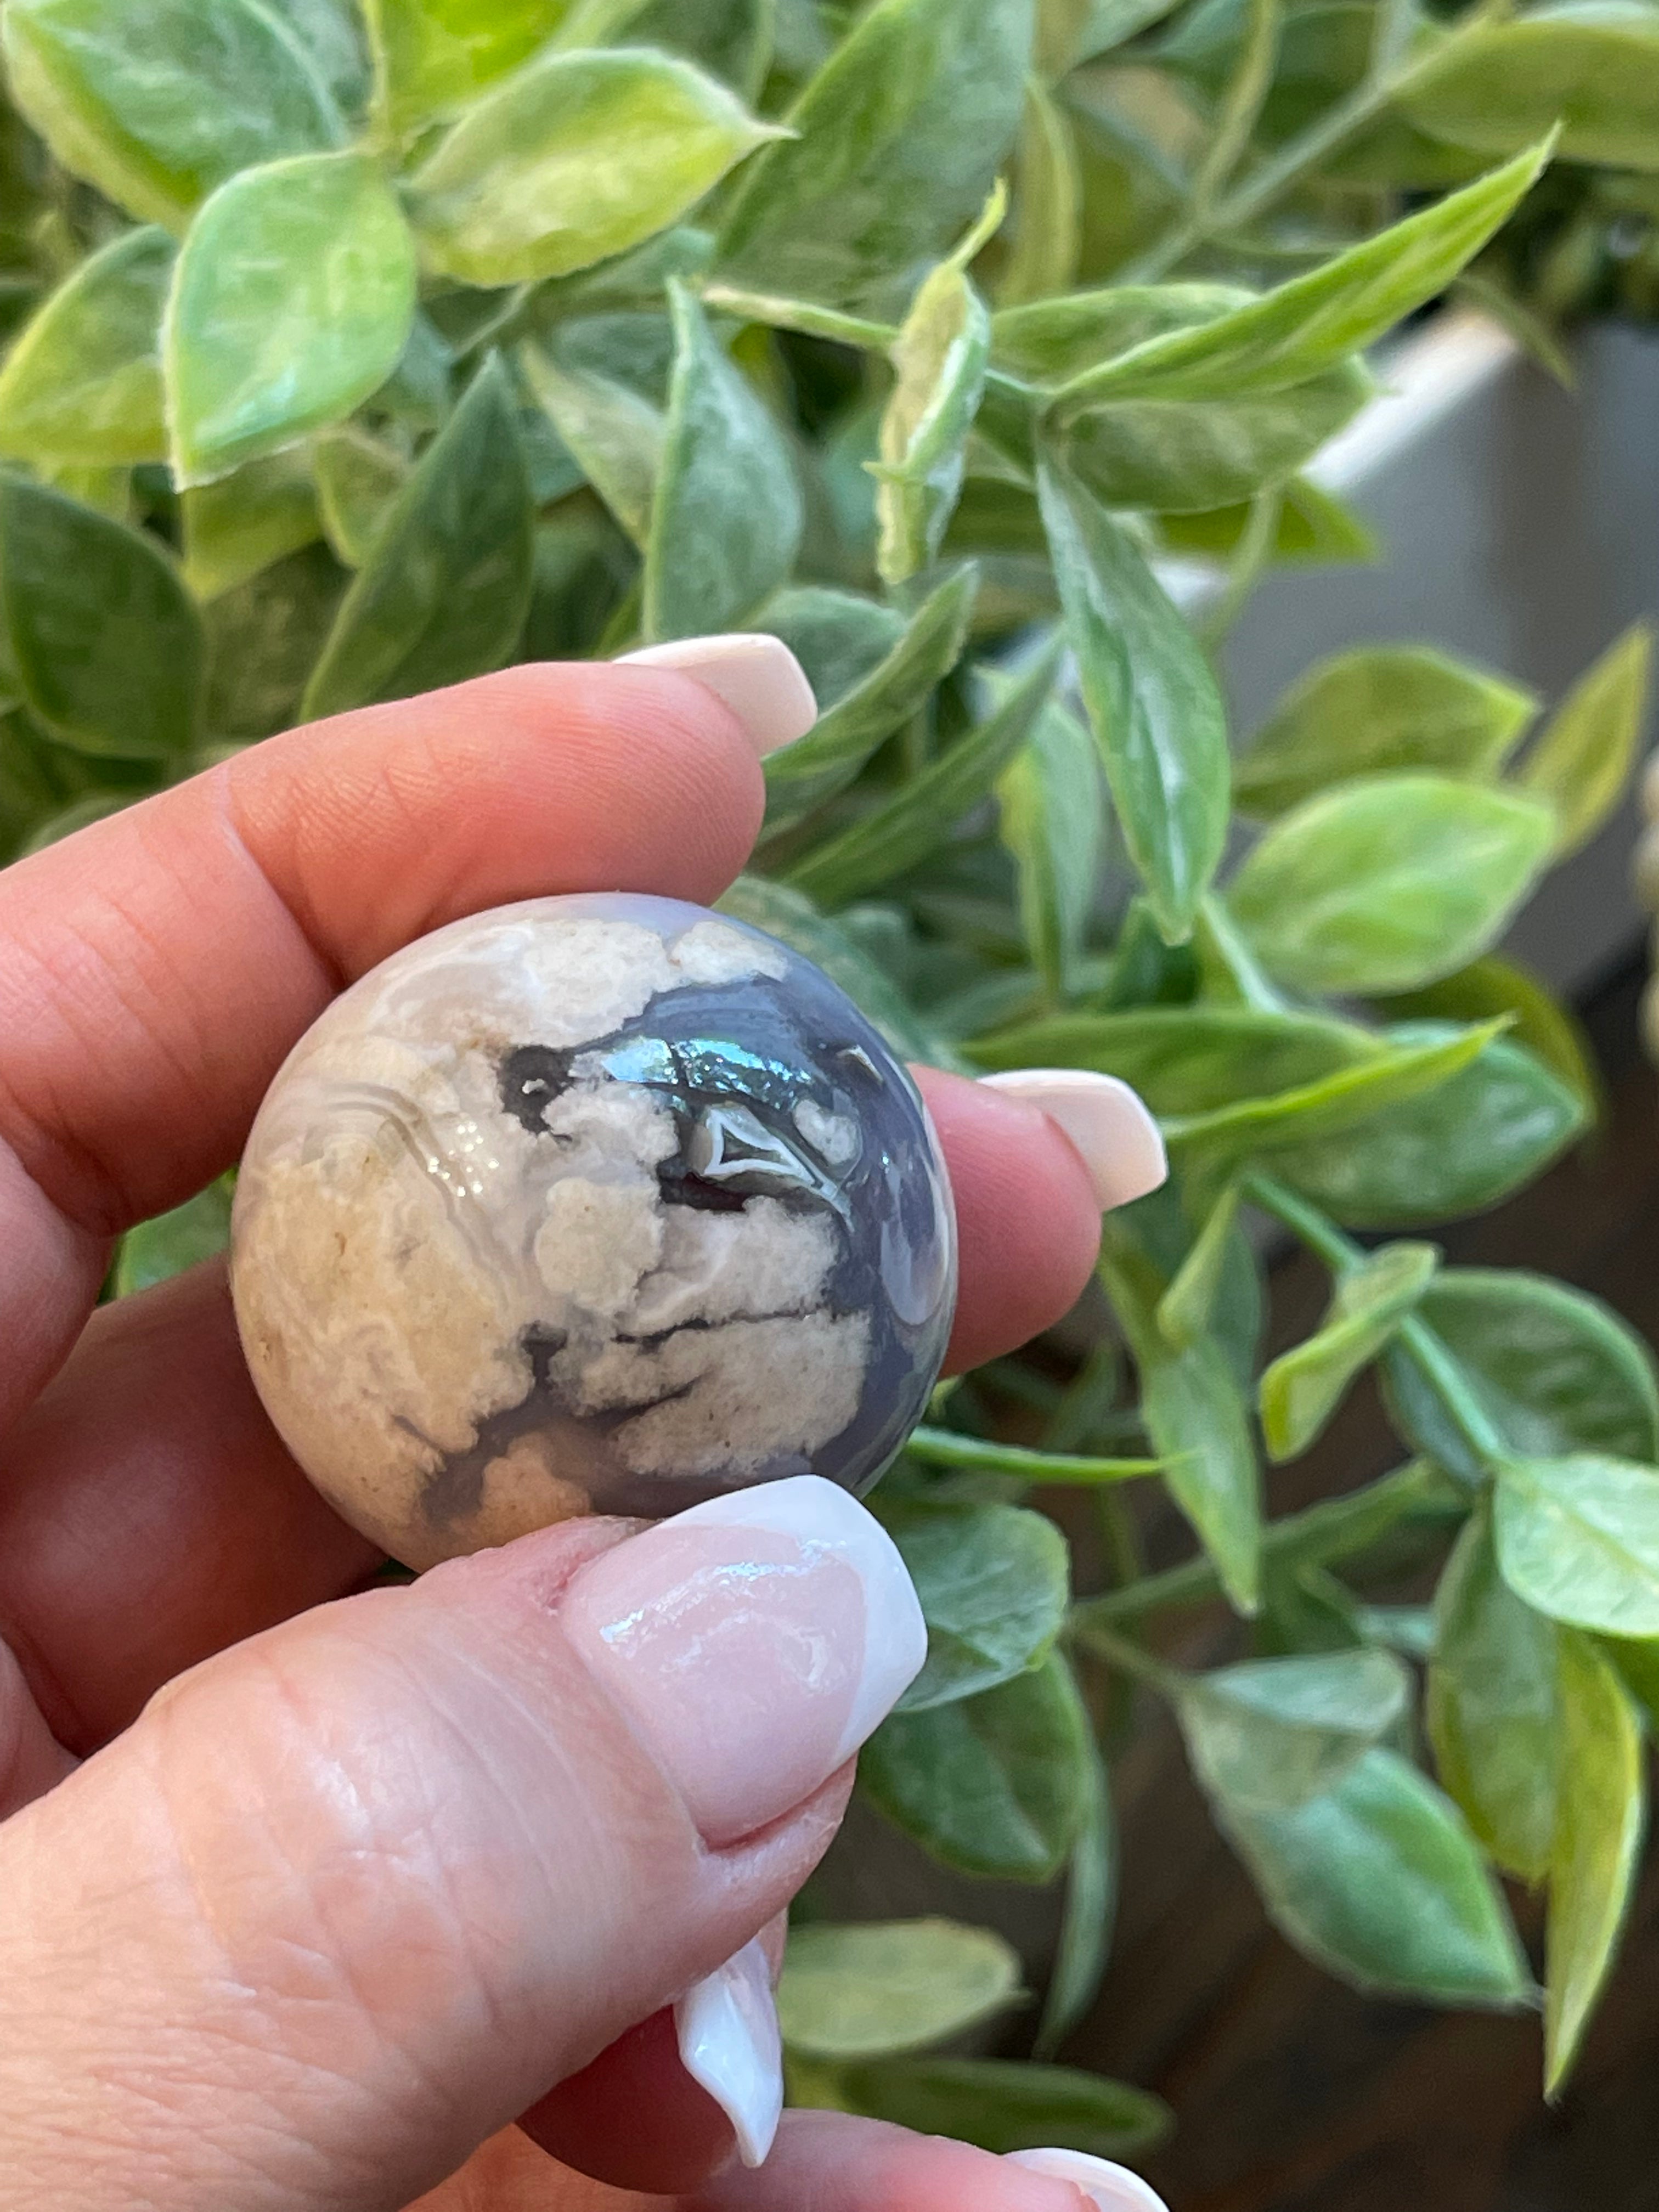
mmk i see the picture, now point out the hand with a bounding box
[0,646,1165,2212]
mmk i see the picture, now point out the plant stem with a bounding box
[906,1426,1166,1483]
[1081,1619,1183,1694]
[1069,1457,1451,1629]
[1244,1173,1509,1467]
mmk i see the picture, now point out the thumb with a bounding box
[0,1477,924,2212]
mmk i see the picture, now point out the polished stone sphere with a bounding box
[232,894,957,1567]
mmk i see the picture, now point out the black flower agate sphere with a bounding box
[231,894,957,1567]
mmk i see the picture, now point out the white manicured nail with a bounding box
[979,1070,1167,1211]
[561,1475,926,1846]
[674,1937,783,2169]
[1007,2148,1171,2210]
[620,634,817,755]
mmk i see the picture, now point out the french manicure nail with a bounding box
[1006,2148,1171,2210]
[620,634,818,757]
[561,1475,926,1847]
[979,1069,1167,1211]
[674,1937,783,2169]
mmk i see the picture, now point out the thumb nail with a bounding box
[978,1070,1167,1210]
[674,1937,783,2168]
[620,634,817,757]
[1006,2149,1170,2210]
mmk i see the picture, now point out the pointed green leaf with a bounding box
[862,1652,1094,1881]
[778,1919,1023,2061]
[1404,10,1659,174]
[1032,1742,1116,2059]
[1386,1269,1659,1483]
[1496,1454,1659,1637]
[2,0,342,230]
[716,0,1034,312]
[1260,1241,1437,1462]
[997,691,1105,1000]
[1103,1235,1260,1612]
[410,49,781,287]
[114,1174,234,1295]
[755,585,906,712]
[0,227,172,465]
[518,332,664,546]
[165,151,416,487]
[312,425,409,569]
[1428,1496,1560,1883]
[366,0,582,128]
[998,75,1081,307]
[761,565,978,828]
[1038,453,1228,940]
[1229,773,1555,995]
[1235,646,1539,820]
[1056,142,1553,406]
[181,449,320,599]
[1179,1649,1410,1812]
[1516,622,1652,859]
[1155,1184,1241,1350]
[1547,1628,1644,2093]
[1375,955,1600,1116]
[201,540,346,741]
[301,357,532,719]
[0,475,201,757]
[886,1499,1070,1712]
[1210,1745,1532,2005]
[787,643,1057,908]
[970,1003,1370,1108]
[644,282,801,642]
[826,2056,1170,2159]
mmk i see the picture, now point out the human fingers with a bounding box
[0,651,782,1432]
[0,1478,922,2212]
[1,1071,1161,1753]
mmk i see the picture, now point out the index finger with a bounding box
[0,659,768,1426]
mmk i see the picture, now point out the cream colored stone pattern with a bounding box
[232,894,955,1567]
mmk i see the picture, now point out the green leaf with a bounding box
[2,0,343,230]
[366,0,581,128]
[717,874,950,1065]
[1034,1741,1115,2059]
[181,449,320,599]
[1056,142,1552,405]
[1386,1269,1659,1482]
[1228,773,1555,994]
[886,1499,1070,1712]
[777,1918,1022,2060]
[716,0,1034,313]
[761,565,977,829]
[0,475,201,758]
[643,281,801,642]
[1515,621,1652,859]
[409,49,780,287]
[114,1173,234,1295]
[519,332,664,546]
[1159,474,1379,567]
[1496,1454,1659,1637]
[165,151,416,488]
[312,425,409,569]
[992,280,1252,386]
[301,356,532,720]
[875,188,1001,586]
[1038,453,1228,941]
[1428,1497,1560,1883]
[201,540,345,741]
[1102,1235,1260,1613]
[787,643,1058,909]
[861,1651,1094,1881]
[970,1003,1369,1110]
[997,692,1104,1001]
[826,2056,1171,2159]
[1210,1745,1532,2005]
[268,0,370,122]
[621,0,775,98]
[1547,1628,1645,2092]
[755,585,905,712]
[1234,646,1538,820]
[1403,8,1659,174]
[1155,1182,1241,1349]
[1260,1242,1437,1462]
[0,227,172,466]
[1374,955,1600,1117]
[1275,1026,1585,1229]
[1062,359,1370,514]
[1179,1648,1410,1811]
[998,75,1082,307]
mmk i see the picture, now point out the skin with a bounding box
[0,664,1109,2212]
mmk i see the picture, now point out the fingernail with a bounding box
[1006,2149,1171,2210]
[620,634,817,757]
[674,1937,783,2169]
[978,1070,1167,1211]
[561,1475,926,1847]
